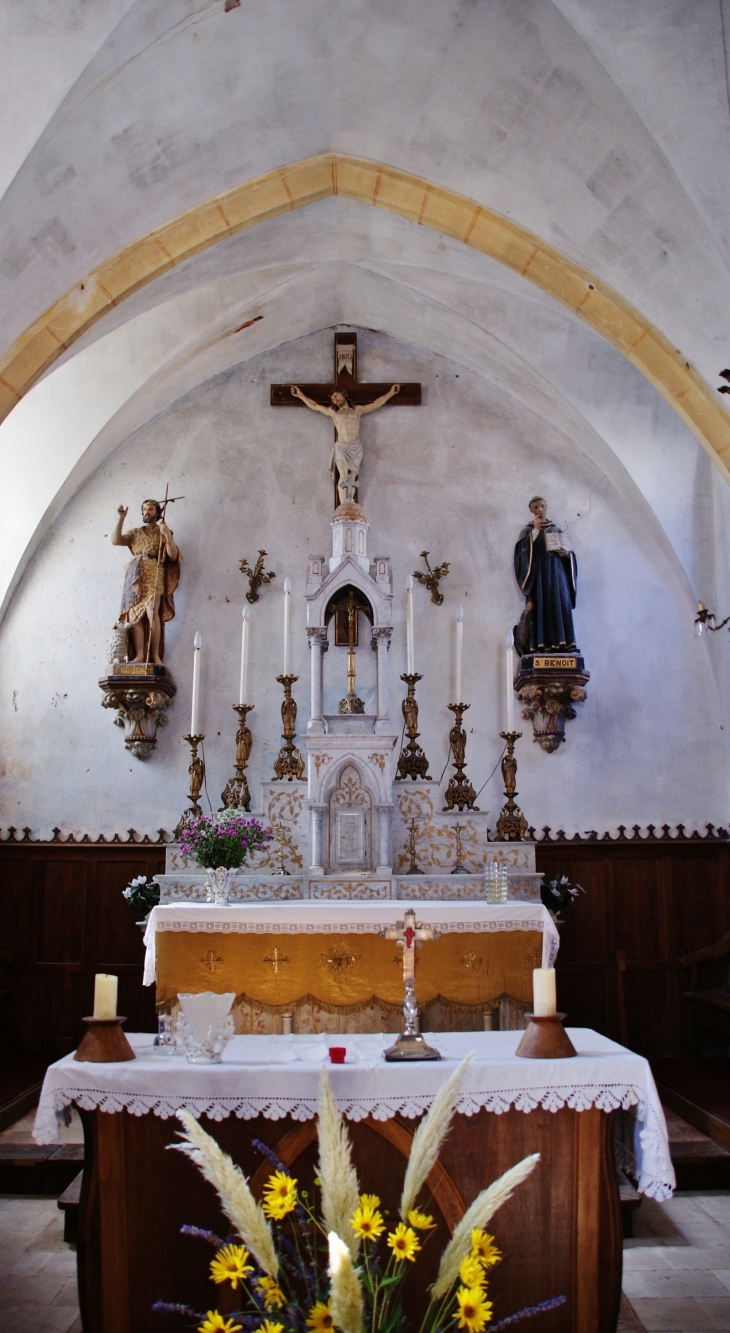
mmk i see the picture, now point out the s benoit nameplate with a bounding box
[533,656,577,670]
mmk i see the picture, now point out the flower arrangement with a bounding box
[154,1056,566,1332]
[122,874,160,921]
[540,873,584,922]
[178,811,274,871]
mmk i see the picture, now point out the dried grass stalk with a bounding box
[399,1052,474,1221]
[432,1153,539,1298]
[317,1071,361,1260]
[173,1111,278,1277]
[328,1230,365,1333]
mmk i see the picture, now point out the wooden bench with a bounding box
[681,930,730,1053]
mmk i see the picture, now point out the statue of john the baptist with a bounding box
[112,499,181,665]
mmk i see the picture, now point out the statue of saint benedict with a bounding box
[112,499,181,665]
[513,497,577,654]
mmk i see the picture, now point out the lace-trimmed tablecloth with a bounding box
[142,901,560,986]
[33,1028,673,1199]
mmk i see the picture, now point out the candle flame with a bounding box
[194,631,202,649]
[242,605,250,620]
[456,603,464,621]
[283,578,291,594]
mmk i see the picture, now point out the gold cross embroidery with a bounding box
[460,949,482,972]
[201,949,224,972]
[320,942,361,987]
[263,946,290,974]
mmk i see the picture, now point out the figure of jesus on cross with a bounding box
[382,909,441,1061]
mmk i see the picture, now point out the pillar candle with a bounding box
[532,968,557,1016]
[283,577,291,674]
[455,603,464,702]
[405,576,415,674]
[506,631,515,731]
[239,606,250,705]
[93,973,118,1020]
[191,632,202,734]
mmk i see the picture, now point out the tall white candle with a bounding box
[405,576,415,674]
[93,973,118,1020]
[506,631,515,732]
[191,631,202,734]
[533,968,557,1017]
[283,578,292,674]
[239,606,250,705]
[455,603,464,701]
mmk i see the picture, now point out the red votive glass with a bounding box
[329,1046,346,1064]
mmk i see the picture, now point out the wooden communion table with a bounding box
[34,1030,673,1333]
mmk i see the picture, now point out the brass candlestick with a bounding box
[338,589,365,714]
[220,704,254,811]
[406,819,422,874]
[273,675,305,780]
[272,823,290,875]
[494,731,528,841]
[443,703,478,811]
[175,733,205,837]
[396,673,432,780]
[451,822,468,874]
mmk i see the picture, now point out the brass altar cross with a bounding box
[263,946,290,974]
[382,909,436,983]
[270,332,422,505]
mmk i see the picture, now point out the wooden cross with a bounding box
[382,909,436,982]
[270,332,421,505]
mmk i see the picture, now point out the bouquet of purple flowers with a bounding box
[178,811,273,870]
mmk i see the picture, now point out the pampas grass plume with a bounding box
[173,1111,279,1278]
[432,1153,539,1298]
[317,1072,361,1260]
[399,1051,474,1222]
[328,1230,365,1333]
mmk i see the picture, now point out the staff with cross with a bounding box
[381,909,441,1061]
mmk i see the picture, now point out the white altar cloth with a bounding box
[33,1028,673,1200]
[142,900,560,986]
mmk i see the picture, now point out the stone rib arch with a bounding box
[1,154,729,483]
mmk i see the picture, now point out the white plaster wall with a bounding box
[0,330,724,837]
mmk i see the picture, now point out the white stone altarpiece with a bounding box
[159,499,542,904]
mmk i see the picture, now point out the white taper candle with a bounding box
[506,631,515,731]
[405,576,415,674]
[239,606,250,705]
[533,968,557,1016]
[191,632,202,734]
[93,973,118,1020]
[455,603,464,702]
[283,577,292,674]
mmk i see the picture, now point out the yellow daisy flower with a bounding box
[255,1276,285,1310]
[359,1192,381,1210]
[255,1323,285,1333]
[305,1299,335,1331]
[453,1285,493,1332]
[469,1230,502,1269]
[209,1243,254,1290]
[262,1170,298,1220]
[198,1313,243,1333]
[350,1203,386,1240]
[407,1208,437,1231]
[459,1255,486,1289]
[387,1223,421,1262]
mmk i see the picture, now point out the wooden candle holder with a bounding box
[74,1017,136,1063]
[515,1013,577,1060]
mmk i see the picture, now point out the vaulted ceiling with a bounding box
[1,0,729,619]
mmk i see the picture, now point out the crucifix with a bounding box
[270,332,421,508]
[381,909,441,1061]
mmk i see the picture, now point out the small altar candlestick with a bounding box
[239,606,250,706]
[533,968,557,1016]
[283,578,292,675]
[406,576,415,674]
[455,603,464,701]
[191,632,202,734]
[93,973,118,1020]
[506,631,515,732]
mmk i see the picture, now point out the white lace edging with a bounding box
[34,1080,673,1199]
[152,918,552,936]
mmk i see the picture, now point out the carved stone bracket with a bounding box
[99,669,176,760]
[514,658,590,753]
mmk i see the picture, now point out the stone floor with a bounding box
[1,1106,730,1331]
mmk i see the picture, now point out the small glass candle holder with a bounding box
[154,1012,177,1055]
[495,865,508,903]
[485,860,498,903]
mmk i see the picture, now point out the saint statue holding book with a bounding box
[513,496,577,654]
